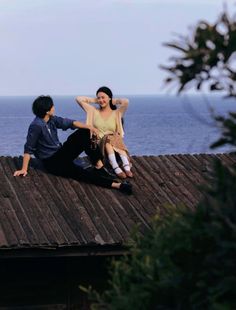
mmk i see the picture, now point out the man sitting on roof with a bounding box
[13,95,132,195]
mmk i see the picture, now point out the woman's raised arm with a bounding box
[112,98,129,115]
[76,96,97,112]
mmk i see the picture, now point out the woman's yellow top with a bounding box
[93,110,117,139]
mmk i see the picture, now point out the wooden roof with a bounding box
[0,154,235,257]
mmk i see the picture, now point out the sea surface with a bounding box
[0,94,236,156]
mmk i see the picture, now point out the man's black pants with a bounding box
[42,128,113,188]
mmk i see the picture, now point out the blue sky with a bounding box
[0,0,235,95]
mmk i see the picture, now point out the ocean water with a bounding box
[0,94,236,156]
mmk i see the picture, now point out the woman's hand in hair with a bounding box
[112,98,129,114]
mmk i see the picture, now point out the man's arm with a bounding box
[14,123,41,177]
[72,121,99,137]
[13,153,31,177]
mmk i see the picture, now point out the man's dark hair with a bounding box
[32,95,54,118]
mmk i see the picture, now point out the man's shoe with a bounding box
[119,181,133,195]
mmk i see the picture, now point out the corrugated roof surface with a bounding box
[0,154,235,255]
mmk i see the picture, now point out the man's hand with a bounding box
[13,154,31,177]
[14,169,28,177]
[88,126,99,138]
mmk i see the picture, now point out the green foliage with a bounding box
[161,10,236,97]
[211,112,236,149]
[161,8,236,150]
[88,162,236,309]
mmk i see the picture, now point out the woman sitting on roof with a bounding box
[76,86,133,179]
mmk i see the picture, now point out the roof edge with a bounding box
[0,244,129,258]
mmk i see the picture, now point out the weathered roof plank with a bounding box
[30,170,74,245]
[0,198,20,246]
[166,155,200,206]
[132,156,174,207]
[37,172,85,245]
[62,179,103,244]
[0,197,29,246]
[72,181,120,243]
[176,154,205,185]
[147,156,185,206]
[0,223,8,247]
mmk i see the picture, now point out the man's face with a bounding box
[47,105,55,116]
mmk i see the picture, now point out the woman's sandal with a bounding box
[114,167,126,179]
[125,170,133,178]
[123,164,133,178]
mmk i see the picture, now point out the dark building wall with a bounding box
[0,256,110,309]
